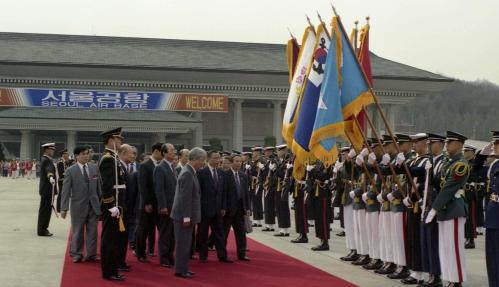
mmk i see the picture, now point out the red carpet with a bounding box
[60,224,357,287]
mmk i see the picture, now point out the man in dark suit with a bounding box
[37,142,57,237]
[136,143,163,262]
[154,143,177,268]
[223,154,251,261]
[171,147,206,278]
[196,150,231,263]
[124,147,140,254]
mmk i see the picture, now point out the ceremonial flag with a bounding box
[291,22,330,178]
[286,37,300,84]
[282,26,316,147]
[309,21,343,166]
[333,17,375,149]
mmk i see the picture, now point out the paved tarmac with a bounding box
[0,178,488,286]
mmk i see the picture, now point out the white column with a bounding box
[232,99,244,151]
[20,130,31,160]
[152,132,167,144]
[193,112,203,148]
[66,131,76,155]
[273,100,283,145]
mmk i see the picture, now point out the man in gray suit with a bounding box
[61,146,102,263]
[154,143,178,268]
[171,147,206,278]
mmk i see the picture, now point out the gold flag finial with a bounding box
[317,12,325,25]
[330,3,339,17]
[306,15,314,28]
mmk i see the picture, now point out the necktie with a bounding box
[83,164,89,186]
[213,168,218,186]
[235,172,241,199]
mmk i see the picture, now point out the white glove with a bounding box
[381,153,391,165]
[349,190,355,199]
[108,207,120,218]
[360,148,369,157]
[306,164,314,172]
[362,193,368,203]
[348,149,357,159]
[376,193,384,203]
[257,162,265,169]
[368,152,377,165]
[395,153,406,165]
[425,208,437,224]
[49,177,55,185]
[269,163,276,171]
[355,155,364,166]
[387,193,394,202]
[334,161,343,170]
[403,197,412,207]
[245,164,251,170]
[286,163,293,169]
[425,161,432,170]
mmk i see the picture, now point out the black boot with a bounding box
[401,276,419,285]
[291,234,308,243]
[352,255,370,265]
[376,262,396,274]
[311,240,329,251]
[363,259,383,270]
[388,266,409,279]
[336,231,345,237]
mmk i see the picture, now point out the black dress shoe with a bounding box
[352,255,370,265]
[340,250,358,261]
[187,271,195,275]
[464,240,475,249]
[363,259,382,270]
[426,277,443,287]
[284,233,290,236]
[38,231,53,237]
[311,243,329,251]
[238,256,251,261]
[388,267,410,279]
[291,236,308,243]
[336,231,346,237]
[219,258,234,263]
[401,276,419,285]
[73,257,83,263]
[274,232,286,237]
[148,252,156,257]
[262,227,272,232]
[138,257,150,263]
[84,256,100,262]
[160,263,173,268]
[252,223,258,227]
[175,272,193,278]
[103,275,124,281]
[376,263,396,274]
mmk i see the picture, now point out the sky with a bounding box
[1,0,498,85]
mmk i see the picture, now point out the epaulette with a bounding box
[102,152,113,159]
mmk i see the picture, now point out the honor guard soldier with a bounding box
[291,157,310,244]
[339,146,360,262]
[463,144,483,249]
[483,131,499,287]
[99,127,127,281]
[274,144,291,237]
[425,131,470,287]
[419,133,446,287]
[262,146,277,231]
[37,142,57,237]
[308,160,333,251]
[56,149,70,212]
[250,147,264,227]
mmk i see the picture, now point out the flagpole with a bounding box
[352,114,389,194]
[362,106,405,197]
[331,4,418,194]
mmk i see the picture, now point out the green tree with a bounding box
[208,137,223,152]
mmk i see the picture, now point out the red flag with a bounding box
[356,23,372,131]
[286,37,300,84]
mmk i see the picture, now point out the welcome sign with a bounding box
[0,88,228,112]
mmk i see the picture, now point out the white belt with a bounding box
[113,184,126,189]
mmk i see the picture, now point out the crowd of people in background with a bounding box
[0,159,40,179]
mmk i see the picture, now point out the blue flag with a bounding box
[291,23,330,173]
[309,24,344,166]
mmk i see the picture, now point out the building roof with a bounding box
[0,32,450,81]
[0,107,199,122]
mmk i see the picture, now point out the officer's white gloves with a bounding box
[108,207,120,218]
[425,209,437,224]
[333,161,343,173]
[306,164,314,172]
[395,153,406,165]
[245,164,251,170]
[349,190,355,199]
[368,152,377,165]
[362,193,368,203]
[355,155,364,166]
[286,163,293,169]
[348,149,357,159]
[360,148,369,157]
[424,161,432,170]
[381,154,391,165]
[49,177,55,185]
[387,193,395,202]
[403,197,412,207]
[269,163,276,171]
[377,193,384,203]
[257,162,265,169]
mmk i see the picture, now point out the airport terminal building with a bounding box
[0,32,452,159]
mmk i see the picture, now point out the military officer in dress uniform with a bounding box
[56,149,71,212]
[99,128,127,281]
[250,147,264,227]
[308,160,333,251]
[419,133,446,287]
[483,131,499,287]
[274,144,291,237]
[425,131,470,287]
[261,147,277,232]
[37,143,57,237]
[291,157,310,244]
